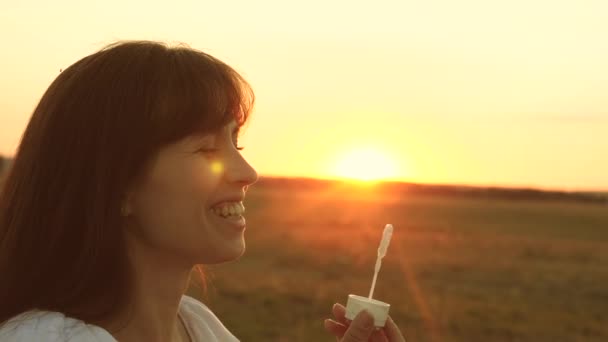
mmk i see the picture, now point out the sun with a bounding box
[331,148,399,182]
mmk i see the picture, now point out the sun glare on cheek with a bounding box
[210,160,224,175]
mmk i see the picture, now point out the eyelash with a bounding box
[198,146,245,154]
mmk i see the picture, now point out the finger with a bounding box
[342,309,375,342]
[324,319,347,338]
[370,328,389,342]
[332,303,348,324]
[384,316,406,342]
[329,317,388,342]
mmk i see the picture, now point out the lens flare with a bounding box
[210,160,224,175]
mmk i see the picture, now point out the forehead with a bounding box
[184,120,240,142]
[214,120,240,137]
[223,120,239,133]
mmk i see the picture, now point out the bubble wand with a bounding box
[344,224,394,327]
[368,224,393,299]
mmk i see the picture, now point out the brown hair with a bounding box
[0,40,254,327]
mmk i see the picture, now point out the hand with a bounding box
[323,303,406,342]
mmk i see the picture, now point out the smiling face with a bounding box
[123,120,258,264]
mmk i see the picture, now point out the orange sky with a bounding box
[1,1,606,191]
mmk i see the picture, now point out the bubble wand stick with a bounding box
[368,224,393,299]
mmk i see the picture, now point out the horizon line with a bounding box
[256,174,608,195]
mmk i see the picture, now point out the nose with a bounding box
[223,149,258,188]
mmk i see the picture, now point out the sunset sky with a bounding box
[1,0,606,191]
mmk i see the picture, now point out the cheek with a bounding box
[190,161,221,193]
[132,161,218,247]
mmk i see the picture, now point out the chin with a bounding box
[223,244,246,262]
[201,243,246,264]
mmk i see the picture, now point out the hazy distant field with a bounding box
[1,170,606,341]
[189,179,608,342]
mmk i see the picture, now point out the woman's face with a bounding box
[125,120,258,264]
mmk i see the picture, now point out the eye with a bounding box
[196,148,220,155]
[196,146,243,154]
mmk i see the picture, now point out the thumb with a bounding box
[341,309,375,342]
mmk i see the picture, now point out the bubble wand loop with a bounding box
[368,224,393,299]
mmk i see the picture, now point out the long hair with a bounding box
[0,40,254,327]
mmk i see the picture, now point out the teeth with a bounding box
[211,202,244,217]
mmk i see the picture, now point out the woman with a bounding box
[0,40,405,342]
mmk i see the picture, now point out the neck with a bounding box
[97,230,194,342]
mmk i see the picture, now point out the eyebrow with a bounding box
[206,125,239,141]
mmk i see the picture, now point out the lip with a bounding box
[210,194,245,208]
[231,216,246,230]
[210,211,246,230]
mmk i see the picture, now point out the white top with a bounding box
[0,295,239,341]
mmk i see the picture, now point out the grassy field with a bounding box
[187,179,608,341]
[1,169,606,341]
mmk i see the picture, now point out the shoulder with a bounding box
[179,295,239,341]
[0,310,116,342]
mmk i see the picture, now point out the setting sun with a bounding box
[331,148,399,182]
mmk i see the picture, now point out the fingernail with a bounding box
[332,303,339,310]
